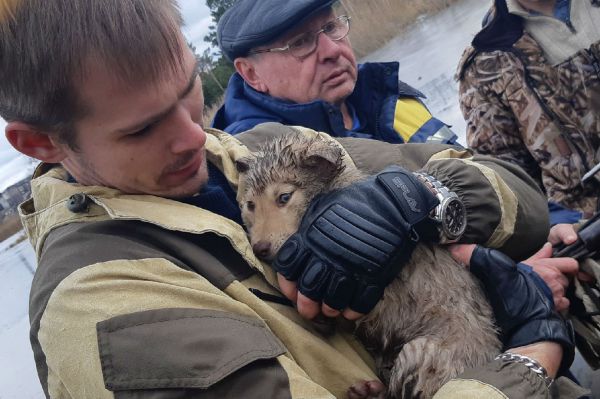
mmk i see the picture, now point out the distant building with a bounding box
[0,177,32,222]
[4,179,31,207]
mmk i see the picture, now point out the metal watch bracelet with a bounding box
[495,352,554,388]
[412,171,467,243]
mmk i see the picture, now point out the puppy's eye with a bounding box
[277,192,292,206]
[246,201,255,212]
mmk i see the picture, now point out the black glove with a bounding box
[273,165,439,314]
[470,246,575,373]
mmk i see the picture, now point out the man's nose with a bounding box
[170,108,206,154]
[316,33,343,61]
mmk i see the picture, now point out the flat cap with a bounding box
[217,0,337,61]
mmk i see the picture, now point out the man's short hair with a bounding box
[217,0,337,61]
[0,0,184,148]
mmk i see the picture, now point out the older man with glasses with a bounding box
[212,0,457,145]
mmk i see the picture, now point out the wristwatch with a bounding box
[413,172,467,243]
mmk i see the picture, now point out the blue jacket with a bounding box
[212,62,457,144]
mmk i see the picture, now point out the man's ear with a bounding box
[234,57,268,93]
[5,121,67,163]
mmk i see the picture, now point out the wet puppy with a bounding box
[236,131,501,399]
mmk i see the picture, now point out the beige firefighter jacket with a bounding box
[22,126,579,398]
[457,1,600,217]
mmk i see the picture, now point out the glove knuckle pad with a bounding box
[298,261,331,301]
[273,237,309,280]
[324,274,355,310]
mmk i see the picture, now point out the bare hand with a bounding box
[522,243,578,312]
[277,273,364,321]
[449,242,578,312]
[548,223,578,246]
[548,223,594,283]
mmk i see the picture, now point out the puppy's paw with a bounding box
[348,380,386,399]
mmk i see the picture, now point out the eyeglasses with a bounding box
[249,15,351,59]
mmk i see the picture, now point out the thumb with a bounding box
[525,242,553,262]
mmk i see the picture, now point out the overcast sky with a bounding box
[0,0,212,191]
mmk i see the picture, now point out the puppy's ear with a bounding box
[302,140,344,180]
[235,157,253,173]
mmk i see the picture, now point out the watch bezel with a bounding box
[437,195,467,242]
[412,171,468,243]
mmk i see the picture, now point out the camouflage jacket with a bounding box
[457,2,600,219]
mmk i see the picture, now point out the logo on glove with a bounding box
[392,177,421,213]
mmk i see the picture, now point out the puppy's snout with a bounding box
[253,241,272,259]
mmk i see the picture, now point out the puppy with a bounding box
[236,131,501,399]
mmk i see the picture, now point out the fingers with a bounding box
[548,224,578,246]
[296,293,363,320]
[278,273,322,319]
[277,273,364,320]
[322,303,341,318]
[525,256,578,312]
[553,258,579,275]
[278,273,298,302]
[342,308,365,321]
[295,293,363,320]
[554,295,570,312]
[526,257,579,276]
[546,278,566,305]
[525,242,554,262]
[296,293,321,320]
[524,242,579,275]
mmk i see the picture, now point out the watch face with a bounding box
[443,198,467,239]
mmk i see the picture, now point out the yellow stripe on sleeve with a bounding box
[393,98,433,142]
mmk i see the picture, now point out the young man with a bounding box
[457,0,600,226]
[1,0,582,397]
[212,0,458,145]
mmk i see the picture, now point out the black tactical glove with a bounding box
[273,165,439,314]
[470,246,575,373]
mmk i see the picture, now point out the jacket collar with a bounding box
[471,0,524,52]
[506,0,533,16]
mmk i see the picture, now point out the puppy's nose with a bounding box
[253,241,272,259]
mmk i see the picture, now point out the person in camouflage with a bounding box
[458,0,600,382]
[457,0,600,225]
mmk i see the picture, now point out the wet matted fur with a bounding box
[236,130,501,399]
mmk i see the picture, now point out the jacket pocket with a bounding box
[97,308,290,398]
